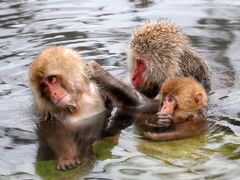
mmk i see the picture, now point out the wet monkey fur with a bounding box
[128,20,211,98]
[144,77,209,141]
[29,46,109,170]
[89,61,159,113]
[89,63,208,141]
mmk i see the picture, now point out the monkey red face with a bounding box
[40,75,71,107]
[160,95,177,115]
[131,58,146,90]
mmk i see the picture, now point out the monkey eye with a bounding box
[168,95,175,102]
[39,82,48,93]
[47,75,57,84]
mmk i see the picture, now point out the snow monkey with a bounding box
[144,77,208,141]
[128,20,211,98]
[29,46,111,170]
[89,63,208,141]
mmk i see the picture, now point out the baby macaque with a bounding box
[128,20,211,98]
[144,77,208,141]
[29,46,110,170]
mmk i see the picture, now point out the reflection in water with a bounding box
[129,0,155,8]
[0,0,240,179]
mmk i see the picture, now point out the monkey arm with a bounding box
[102,109,136,137]
[88,61,139,106]
[88,61,159,113]
[144,129,191,141]
[37,121,80,170]
[144,113,208,141]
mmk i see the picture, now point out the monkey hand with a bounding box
[57,156,81,170]
[157,112,173,126]
[88,61,108,83]
[145,113,172,132]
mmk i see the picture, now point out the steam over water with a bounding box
[0,0,240,179]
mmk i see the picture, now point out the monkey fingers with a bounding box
[145,117,171,132]
[145,119,160,129]
[157,112,173,119]
[57,158,81,170]
[156,112,173,128]
[156,119,172,127]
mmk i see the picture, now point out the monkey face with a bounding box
[39,75,73,108]
[131,58,145,89]
[160,95,177,115]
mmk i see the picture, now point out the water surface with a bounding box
[0,0,240,179]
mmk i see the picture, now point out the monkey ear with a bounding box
[194,93,204,109]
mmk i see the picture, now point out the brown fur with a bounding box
[89,61,159,113]
[144,77,208,141]
[128,20,211,98]
[89,62,208,141]
[29,46,107,170]
[160,77,208,113]
[144,116,208,141]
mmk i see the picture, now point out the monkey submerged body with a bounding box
[144,112,208,141]
[89,63,208,141]
[36,110,110,170]
[128,20,211,98]
[29,46,109,170]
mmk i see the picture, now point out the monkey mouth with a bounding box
[56,94,69,106]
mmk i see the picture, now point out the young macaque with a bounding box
[29,46,110,170]
[128,20,211,98]
[144,77,209,141]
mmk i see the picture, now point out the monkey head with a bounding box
[29,46,90,115]
[128,20,190,98]
[159,77,208,116]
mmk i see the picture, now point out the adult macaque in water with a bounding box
[29,46,110,170]
[128,20,211,98]
[144,77,208,141]
[89,63,208,140]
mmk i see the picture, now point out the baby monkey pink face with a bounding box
[40,75,70,107]
[160,95,177,115]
